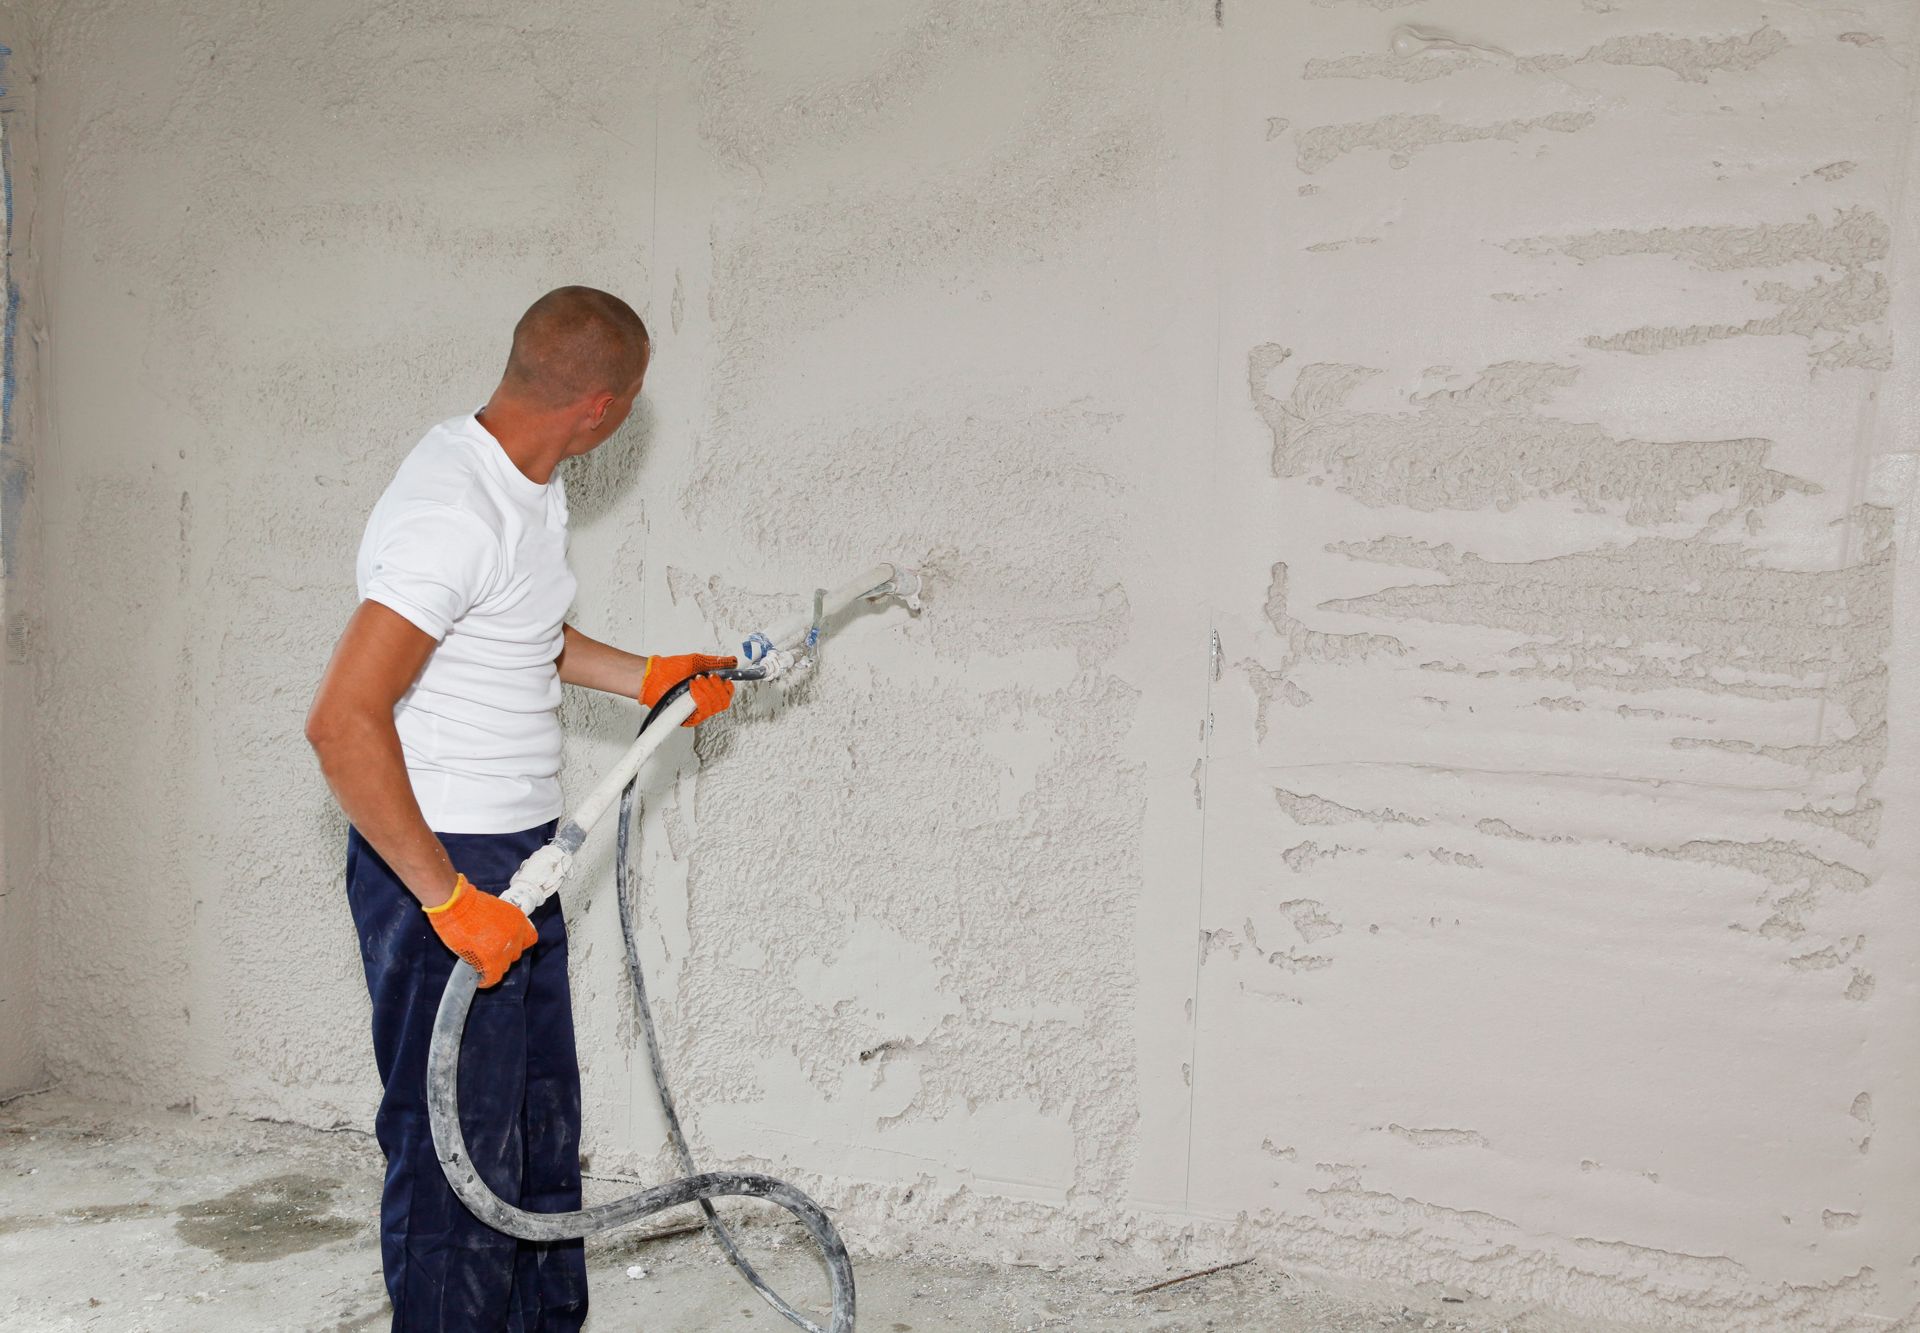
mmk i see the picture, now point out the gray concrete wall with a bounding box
[0,13,43,1101]
[20,1,1920,1325]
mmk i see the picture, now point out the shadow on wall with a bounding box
[563,395,655,529]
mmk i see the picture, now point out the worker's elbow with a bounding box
[304,700,348,757]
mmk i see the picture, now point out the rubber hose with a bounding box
[427,672,857,1333]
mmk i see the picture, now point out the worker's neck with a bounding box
[474,394,571,486]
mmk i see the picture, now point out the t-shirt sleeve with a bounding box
[362,503,502,640]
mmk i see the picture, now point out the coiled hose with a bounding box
[426,671,857,1333]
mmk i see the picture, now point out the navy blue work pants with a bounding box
[346,822,589,1333]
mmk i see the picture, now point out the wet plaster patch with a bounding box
[1,1095,388,1328]
[174,1172,360,1263]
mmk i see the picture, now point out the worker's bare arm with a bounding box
[305,601,459,907]
[557,625,736,724]
[555,622,650,697]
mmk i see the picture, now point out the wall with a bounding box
[0,13,41,1100]
[19,0,1920,1326]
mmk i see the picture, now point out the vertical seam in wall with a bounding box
[637,56,664,1158]
[0,44,16,584]
[642,71,662,662]
[1180,1,1234,1212]
[2,48,14,472]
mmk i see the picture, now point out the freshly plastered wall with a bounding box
[23,0,1920,1326]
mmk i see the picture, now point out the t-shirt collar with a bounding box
[465,409,550,502]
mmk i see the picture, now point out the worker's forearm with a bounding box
[556,623,650,697]
[309,712,458,907]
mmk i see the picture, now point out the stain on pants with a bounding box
[346,822,588,1333]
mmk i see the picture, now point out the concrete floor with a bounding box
[0,1092,1631,1332]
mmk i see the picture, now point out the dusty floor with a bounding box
[0,1092,1638,1332]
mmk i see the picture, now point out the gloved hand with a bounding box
[640,653,737,727]
[424,874,537,987]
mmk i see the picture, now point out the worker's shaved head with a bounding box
[502,286,650,407]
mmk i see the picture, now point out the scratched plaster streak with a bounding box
[1635,838,1868,934]
[1324,515,1891,989]
[1306,27,1787,85]
[1235,561,1406,738]
[1588,271,1890,372]
[1509,209,1893,371]
[1788,936,1865,971]
[1509,209,1889,272]
[1274,788,1425,827]
[1281,841,1362,873]
[1325,532,1886,728]
[1296,111,1594,174]
[1785,798,1881,843]
[1677,723,1888,779]
[1382,1124,1491,1149]
[1476,818,1574,845]
[1250,351,1812,526]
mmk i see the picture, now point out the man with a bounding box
[305,286,734,1331]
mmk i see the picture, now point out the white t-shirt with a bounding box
[356,413,578,833]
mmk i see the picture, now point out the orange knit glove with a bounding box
[640,653,737,727]
[424,875,537,988]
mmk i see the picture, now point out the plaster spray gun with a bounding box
[425,562,925,1333]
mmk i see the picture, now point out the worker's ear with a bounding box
[585,392,616,428]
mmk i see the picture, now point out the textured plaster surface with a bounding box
[14,1,1920,1329]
